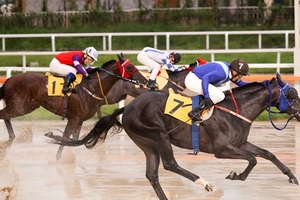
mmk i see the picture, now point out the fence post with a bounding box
[166,33,170,50]
[2,37,5,51]
[51,34,55,51]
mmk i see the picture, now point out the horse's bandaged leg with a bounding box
[195,177,214,192]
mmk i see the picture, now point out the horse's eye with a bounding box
[286,88,299,101]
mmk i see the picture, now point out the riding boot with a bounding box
[62,73,76,94]
[188,98,214,121]
[147,79,157,91]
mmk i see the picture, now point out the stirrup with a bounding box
[62,87,76,94]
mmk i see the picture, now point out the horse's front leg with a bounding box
[239,141,298,185]
[55,120,83,160]
[213,144,257,181]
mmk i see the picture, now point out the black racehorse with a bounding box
[97,60,199,118]
[0,54,147,159]
[46,73,300,199]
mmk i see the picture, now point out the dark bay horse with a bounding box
[46,73,300,199]
[97,60,199,118]
[0,54,147,159]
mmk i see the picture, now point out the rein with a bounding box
[98,65,143,86]
[215,90,253,124]
[265,81,293,130]
[159,74,185,91]
[216,81,293,129]
[79,71,105,101]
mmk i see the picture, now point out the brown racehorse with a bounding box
[47,73,300,199]
[0,54,147,159]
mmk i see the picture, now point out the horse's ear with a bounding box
[276,72,286,87]
[117,54,124,63]
[121,52,125,58]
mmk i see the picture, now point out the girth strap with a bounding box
[189,96,200,155]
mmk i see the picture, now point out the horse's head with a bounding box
[273,73,300,121]
[116,53,147,86]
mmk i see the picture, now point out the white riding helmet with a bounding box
[83,46,98,61]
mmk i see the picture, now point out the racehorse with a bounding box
[46,73,300,199]
[0,54,147,159]
[97,59,199,118]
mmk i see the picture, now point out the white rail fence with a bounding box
[0,30,295,51]
[0,31,296,78]
[0,49,294,78]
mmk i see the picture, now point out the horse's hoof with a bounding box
[289,178,299,185]
[204,184,213,192]
[225,171,236,180]
[44,132,53,137]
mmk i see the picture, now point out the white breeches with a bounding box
[184,72,227,104]
[137,51,161,80]
[49,58,77,76]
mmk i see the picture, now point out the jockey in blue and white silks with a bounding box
[137,47,183,90]
[184,59,250,121]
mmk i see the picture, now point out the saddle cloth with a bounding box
[45,72,83,96]
[164,88,214,124]
[138,70,169,90]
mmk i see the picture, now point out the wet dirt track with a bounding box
[0,120,300,200]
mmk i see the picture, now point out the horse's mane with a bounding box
[102,59,116,69]
[89,59,116,74]
[223,77,276,96]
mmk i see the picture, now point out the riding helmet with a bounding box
[83,47,98,61]
[230,58,250,75]
[170,52,181,64]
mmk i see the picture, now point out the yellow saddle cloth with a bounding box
[164,89,214,125]
[45,72,83,96]
[138,70,169,90]
[164,89,193,125]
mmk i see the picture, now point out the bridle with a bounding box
[264,80,298,130]
[98,59,145,86]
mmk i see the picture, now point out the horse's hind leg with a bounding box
[143,149,168,200]
[240,141,298,185]
[4,119,15,140]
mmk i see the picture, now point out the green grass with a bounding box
[13,104,289,122]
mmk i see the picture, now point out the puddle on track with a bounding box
[0,120,300,200]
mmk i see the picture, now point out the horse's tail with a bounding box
[46,107,125,148]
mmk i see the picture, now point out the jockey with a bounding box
[137,47,185,90]
[49,47,98,94]
[185,58,250,121]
